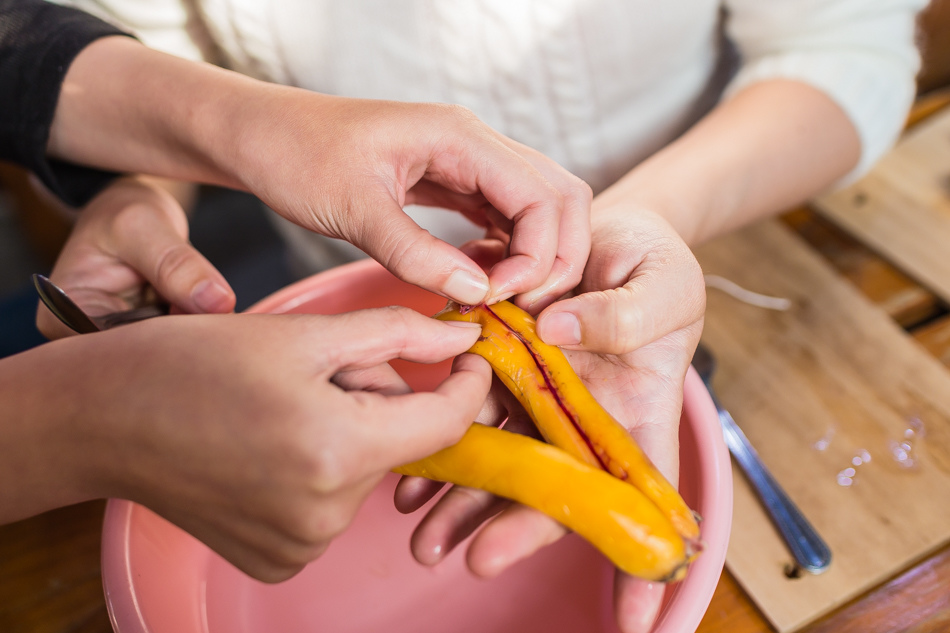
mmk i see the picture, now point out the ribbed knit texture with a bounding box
[54,0,927,267]
[60,0,926,190]
[723,0,926,183]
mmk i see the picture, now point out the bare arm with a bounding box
[594,79,861,246]
[48,36,263,190]
[48,35,592,308]
[0,312,491,582]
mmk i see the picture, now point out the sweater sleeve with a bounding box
[0,0,135,207]
[722,0,928,184]
[50,0,217,63]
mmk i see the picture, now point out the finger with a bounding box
[624,367,685,488]
[313,307,484,372]
[35,301,85,340]
[348,194,492,306]
[406,177,552,249]
[511,186,590,314]
[335,361,457,514]
[111,200,235,314]
[489,144,590,311]
[394,375,510,515]
[403,179,491,223]
[614,572,666,633]
[40,249,143,340]
[395,378,514,512]
[409,485,509,566]
[348,353,492,466]
[423,131,590,304]
[393,476,447,514]
[339,361,447,514]
[465,504,567,577]
[535,260,705,354]
[457,238,507,272]
[332,363,412,395]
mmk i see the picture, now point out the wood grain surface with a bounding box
[6,193,950,633]
[5,54,950,633]
[812,107,950,307]
[0,501,111,633]
[694,219,950,632]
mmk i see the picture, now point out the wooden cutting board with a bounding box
[693,219,950,632]
[811,106,950,305]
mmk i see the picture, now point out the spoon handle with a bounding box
[708,386,832,574]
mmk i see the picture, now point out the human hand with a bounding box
[226,92,592,308]
[36,176,235,340]
[394,205,705,632]
[50,39,590,310]
[15,309,490,582]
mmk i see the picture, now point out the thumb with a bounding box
[350,199,492,306]
[535,272,704,355]
[113,202,236,314]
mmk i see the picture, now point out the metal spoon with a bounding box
[692,342,832,574]
[32,274,168,334]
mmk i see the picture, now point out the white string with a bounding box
[704,274,793,311]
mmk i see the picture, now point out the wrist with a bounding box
[53,37,255,190]
[0,340,106,522]
[593,172,713,248]
[198,80,338,198]
[181,70,290,193]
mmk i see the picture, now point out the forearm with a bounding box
[0,343,100,522]
[595,79,861,245]
[47,35,294,193]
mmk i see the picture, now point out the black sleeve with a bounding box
[0,0,135,207]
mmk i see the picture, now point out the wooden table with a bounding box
[4,224,950,633]
[4,211,950,633]
[5,100,950,633]
[694,205,950,633]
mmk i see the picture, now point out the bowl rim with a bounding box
[101,259,732,633]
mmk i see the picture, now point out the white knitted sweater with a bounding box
[56,0,928,256]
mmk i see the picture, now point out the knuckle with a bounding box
[152,243,199,284]
[303,444,350,496]
[567,177,593,205]
[286,504,352,547]
[562,263,585,291]
[254,559,307,584]
[602,293,641,354]
[382,235,435,279]
[230,544,305,584]
[440,102,479,124]
[380,304,423,341]
[110,201,149,237]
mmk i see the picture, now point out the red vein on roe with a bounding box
[482,304,608,472]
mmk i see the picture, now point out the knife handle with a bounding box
[713,396,832,574]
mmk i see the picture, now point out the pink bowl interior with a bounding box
[101,259,732,633]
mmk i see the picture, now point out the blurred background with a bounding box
[1,0,948,359]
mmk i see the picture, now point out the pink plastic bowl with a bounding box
[101,259,732,633]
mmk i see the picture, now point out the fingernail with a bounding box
[443,321,482,329]
[539,312,581,345]
[444,270,490,305]
[192,280,232,313]
[486,290,515,305]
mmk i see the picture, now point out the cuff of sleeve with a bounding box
[723,50,918,187]
[21,28,135,207]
